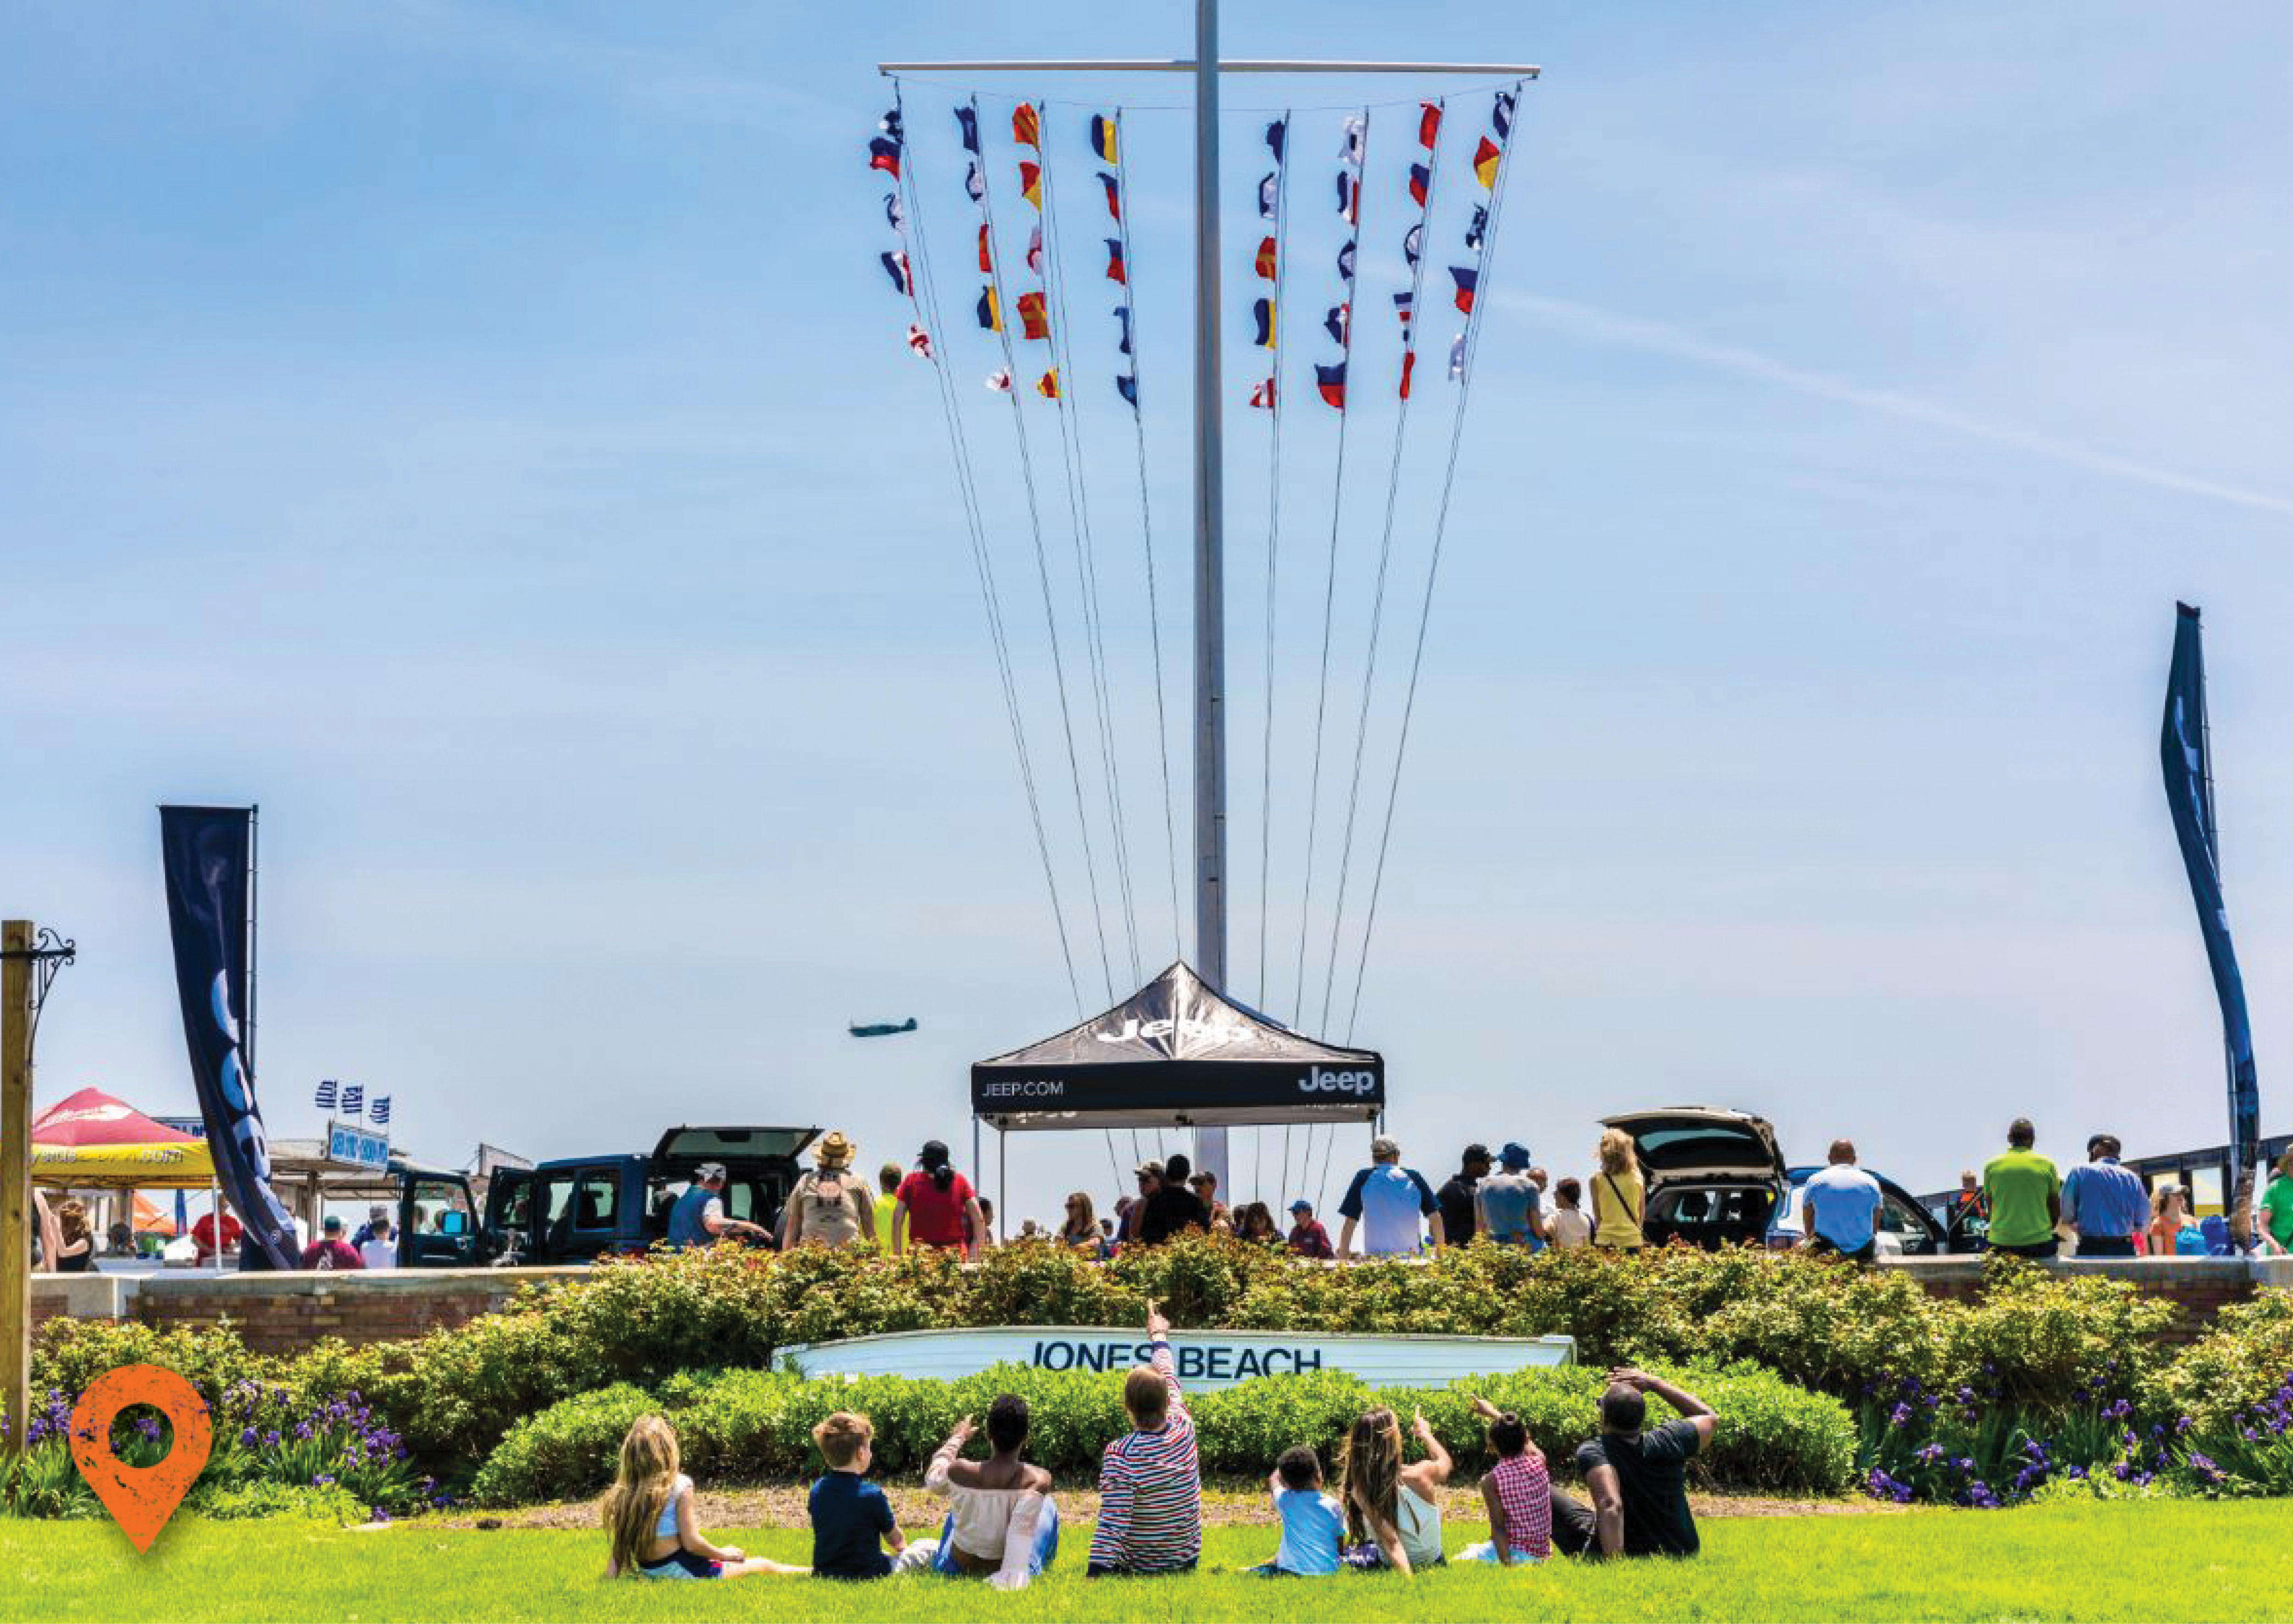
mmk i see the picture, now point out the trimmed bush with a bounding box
[466,1361,1855,1507]
[468,1385,660,1506]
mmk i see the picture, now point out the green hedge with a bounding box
[470,1360,1855,1507]
[19,1238,2221,1504]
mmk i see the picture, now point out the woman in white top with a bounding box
[922,1397,1061,1589]
[1338,1407,1450,1573]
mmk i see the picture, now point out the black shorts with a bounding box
[1994,1238,2060,1260]
[638,1548,723,1580]
[1806,1236,1877,1265]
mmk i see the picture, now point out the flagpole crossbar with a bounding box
[879,61,1540,77]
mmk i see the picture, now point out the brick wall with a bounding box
[1885,1255,2289,1344]
[30,1268,588,1355]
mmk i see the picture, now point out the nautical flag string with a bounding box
[878,79,1101,1016]
[867,102,929,357]
[1100,108,1141,408]
[1448,265,1478,314]
[1314,92,1449,1036]
[314,1078,338,1110]
[1317,106,1368,413]
[1013,102,1041,150]
[1340,79,1532,1040]
[1247,115,1288,411]
[1393,99,1442,400]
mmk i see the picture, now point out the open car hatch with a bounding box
[650,1126,820,1169]
[1599,1108,1786,1183]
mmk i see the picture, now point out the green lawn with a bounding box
[3,1502,2288,1622]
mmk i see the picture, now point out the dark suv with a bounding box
[482,1125,819,1265]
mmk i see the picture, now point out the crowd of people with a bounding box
[603,1301,1717,1584]
[722,1122,2293,1266]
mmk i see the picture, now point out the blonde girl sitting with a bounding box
[603,1414,806,1580]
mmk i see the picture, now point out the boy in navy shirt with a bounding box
[809,1412,936,1578]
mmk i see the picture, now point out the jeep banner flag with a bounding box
[158,806,301,1270]
[2160,605,2262,1181]
[971,961,1384,1129]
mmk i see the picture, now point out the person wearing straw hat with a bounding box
[784,1132,876,1251]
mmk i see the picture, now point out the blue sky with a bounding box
[6,2,2292,1227]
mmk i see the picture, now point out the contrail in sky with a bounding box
[1503,291,2293,521]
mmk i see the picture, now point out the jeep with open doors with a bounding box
[482,1125,820,1265]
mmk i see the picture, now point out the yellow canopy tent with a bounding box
[30,1086,216,1190]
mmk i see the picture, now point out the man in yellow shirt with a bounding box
[874,1162,906,1254]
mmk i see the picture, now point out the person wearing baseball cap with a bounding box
[893,1139,986,1259]
[1437,1144,1495,1247]
[1336,1135,1445,1258]
[1285,1199,1334,1259]
[1477,1143,1545,1249]
[665,1161,770,1250]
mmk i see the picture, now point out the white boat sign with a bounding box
[780,1326,1576,1390]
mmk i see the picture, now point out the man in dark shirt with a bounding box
[1548,1368,1717,1558]
[1436,1143,1493,1246]
[1136,1153,1209,1245]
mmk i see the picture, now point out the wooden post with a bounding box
[1,921,34,1461]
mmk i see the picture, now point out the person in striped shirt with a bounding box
[1086,1300,1201,1576]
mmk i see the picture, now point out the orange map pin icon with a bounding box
[69,1364,212,1552]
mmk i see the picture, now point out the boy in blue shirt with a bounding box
[809,1412,936,1578]
[1251,1446,1343,1575]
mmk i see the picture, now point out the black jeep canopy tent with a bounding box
[971,961,1385,1132]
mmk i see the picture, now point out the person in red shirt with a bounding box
[299,1215,365,1270]
[192,1209,243,1264]
[1286,1199,1335,1259]
[892,1140,985,1260]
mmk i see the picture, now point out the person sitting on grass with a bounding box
[604,1414,804,1580]
[809,1411,937,1578]
[1086,1299,1201,1576]
[1461,1397,1551,1565]
[1247,1445,1343,1576]
[1337,1407,1451,1573]
[1548,1368,1718,1560]
[923,1396,1059,1590]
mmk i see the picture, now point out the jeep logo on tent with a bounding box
[1298,1066,1376,1096]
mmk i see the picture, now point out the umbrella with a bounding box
[31,1086,216,1189]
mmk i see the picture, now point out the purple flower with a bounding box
[1889,1403,1913,1428]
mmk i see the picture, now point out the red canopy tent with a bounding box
[31,1086,215,1188]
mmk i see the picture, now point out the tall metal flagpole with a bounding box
[881,18,1538,1197]
[1189,0,1231,1191]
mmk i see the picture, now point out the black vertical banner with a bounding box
[159,806,300,1270]
[2160,605,2262,1182]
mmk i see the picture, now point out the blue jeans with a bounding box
[929,1497,1060,1578]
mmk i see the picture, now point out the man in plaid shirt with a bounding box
[1086,1300,1201,1575]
